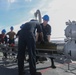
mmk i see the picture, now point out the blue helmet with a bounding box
[42,15,49,21]
[2,29,6,34]
[20,24,24,29]
[10,26,14,30]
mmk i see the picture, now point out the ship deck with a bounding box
[0,52,76,75]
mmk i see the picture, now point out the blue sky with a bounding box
[0,0,41,27]
[0,0,76,40]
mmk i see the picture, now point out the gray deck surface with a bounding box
[0,52,76,75]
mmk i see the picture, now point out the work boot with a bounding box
[18,72,25,75]
[51,65,56,69]
[36,72,42,75]
[18,70,26,75]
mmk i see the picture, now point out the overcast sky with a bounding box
[0,0,76,40]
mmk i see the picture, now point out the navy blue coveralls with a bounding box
[40,23,56,68]
[37,23,56,68]
[18,20,42,75]
[40,23,51,42]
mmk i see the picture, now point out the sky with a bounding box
[0,0,76,40]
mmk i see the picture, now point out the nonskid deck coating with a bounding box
[0,55,76,75]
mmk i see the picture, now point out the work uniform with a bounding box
[18,20,42,75]
[0,34,7,44]
[41,23,56,68]
[7,31,16,44]
[0,34,7,58]
[36,23,51,61]
[38,23,51,42]
[40,23,51,42]
[16,30,21,38]
[16,24,24,38]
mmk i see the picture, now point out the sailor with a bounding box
[16,24,24,38]
[6,26,16,45]
[0,29,8,58]
[37,15,56,68]
[18,19,43,75]
[0,29,7,44]
[6,26,16,57]
[16,24,24,61]
[38,15,51,42]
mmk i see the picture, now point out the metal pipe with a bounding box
[34,9,42,23]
